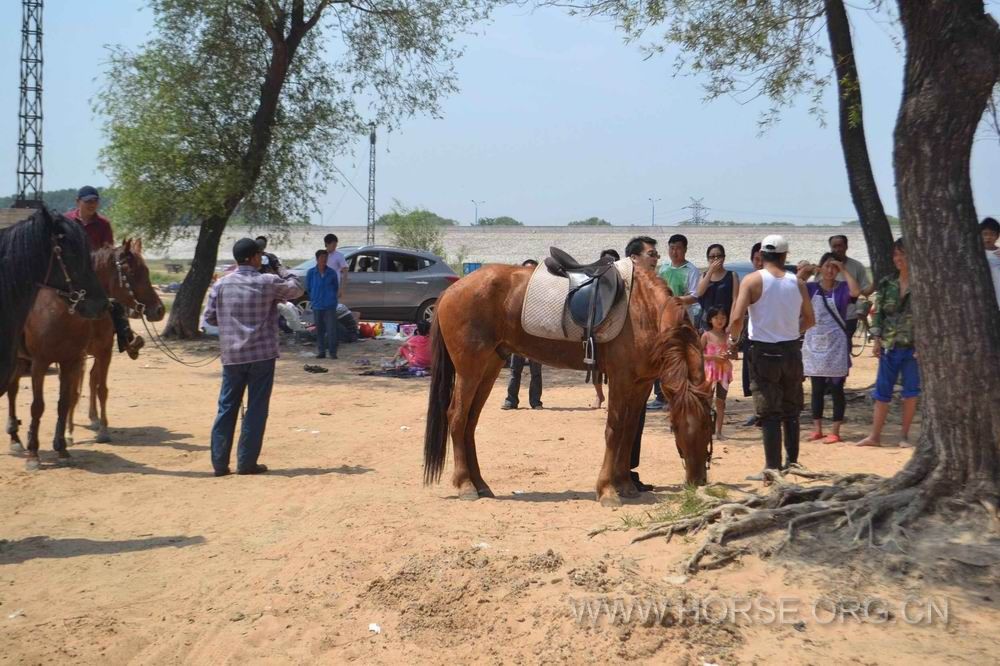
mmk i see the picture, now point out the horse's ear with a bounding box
[123,238,133,255]
[133,238,143,255]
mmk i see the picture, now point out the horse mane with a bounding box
[632,268,713,421]
[0,208,56,391]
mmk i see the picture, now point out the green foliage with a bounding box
[568,217,612,226]
[619,486,724,529]
[98,0,496,245]
[385,203,447,256]
[475,216,523,226]
[562,0,831,130]
[0,188,117,214]
[378,203,458,228]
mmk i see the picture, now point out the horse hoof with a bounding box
[57,450,71,459]
[96,432,111,444]
[25,457,40,471]
[599,494,622,508]
[89,420,101,431]
[619,485,640,499]
[9,442,24,455]
[477,485,495,498]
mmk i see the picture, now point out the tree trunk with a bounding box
[162,215,228,338]
[824,0,896,284]
[893,0,1000,497]
[159,13,307,338]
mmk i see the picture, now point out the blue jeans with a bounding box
[314,308,338,357]
[211,359,276,473]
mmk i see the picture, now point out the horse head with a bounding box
[656,311,715,486]
[114,238,166,322]
[46,209,110,319]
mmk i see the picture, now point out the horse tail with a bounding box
[423,315,454,485]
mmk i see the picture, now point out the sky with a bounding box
[1,2,997,227]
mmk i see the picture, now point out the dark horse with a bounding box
[7,241,164,468]
[0,207,108,396]
[424,263,714,507]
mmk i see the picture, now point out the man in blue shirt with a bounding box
[307,249,340,359]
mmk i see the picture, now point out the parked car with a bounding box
[290,245,459,323]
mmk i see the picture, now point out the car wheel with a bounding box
[416,299,436,323]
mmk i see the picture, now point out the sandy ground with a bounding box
[2,334,998,665]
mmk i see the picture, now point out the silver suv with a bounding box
[291,245,459,323]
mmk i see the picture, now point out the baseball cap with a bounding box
[760,234,789,253]
[233,237,262,264]
[77,185,100,201]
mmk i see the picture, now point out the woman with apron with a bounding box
[800,252,861,443]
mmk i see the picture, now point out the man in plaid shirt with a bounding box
[203,238,304,476]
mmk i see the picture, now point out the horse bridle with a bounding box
[114,251,147,317]
[39,234,88,315]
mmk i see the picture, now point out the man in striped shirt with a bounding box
[203,238,304,476]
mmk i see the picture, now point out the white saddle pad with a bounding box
[521,258,634,342]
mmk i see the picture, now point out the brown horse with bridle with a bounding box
[6,240,164,469]
[423,260,714,507]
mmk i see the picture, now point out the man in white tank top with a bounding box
[727,235,815,482]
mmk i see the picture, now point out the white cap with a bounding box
[760,234,789,253]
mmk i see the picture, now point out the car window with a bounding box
[385,252,423,272]
[350,252,381,272]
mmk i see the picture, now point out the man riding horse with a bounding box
[65,186,144,359]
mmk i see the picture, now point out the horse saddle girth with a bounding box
[521,250,633,348]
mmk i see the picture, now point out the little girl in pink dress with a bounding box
[701,306,734,440]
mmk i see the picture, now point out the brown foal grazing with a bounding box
[7,240,164,469]
[424,263,714,507]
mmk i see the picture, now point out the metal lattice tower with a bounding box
[683,197,709,225]
[366,123,376,245]
[15,0,43,209]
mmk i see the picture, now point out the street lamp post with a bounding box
[648,197,661,226]
[471,199,485,226]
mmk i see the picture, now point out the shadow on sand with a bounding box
[0,534,206,565]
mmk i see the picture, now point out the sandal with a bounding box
[823,434,842,444]
[303,364,329,374]
[808,431,824,441]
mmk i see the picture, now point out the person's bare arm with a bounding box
[798,279,816,333]
[727,271,759,349]
[836,261,862,298]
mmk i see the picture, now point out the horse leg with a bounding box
[463,356,505,498]
[25,361,46,470]
[6,361,26,454]
[597,379,645,506]
[88,357,100,430]
[53,359,83,460]
[448,360,493,501]
[92,347,112,443]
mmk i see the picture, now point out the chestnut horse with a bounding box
[423,263,714,507]
[7,240,165,469]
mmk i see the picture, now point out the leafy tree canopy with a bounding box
[475,216,523,226]
[385,202,448,256]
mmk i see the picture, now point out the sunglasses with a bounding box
[644,251,660,259]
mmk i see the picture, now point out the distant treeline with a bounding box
[0,188,112,213]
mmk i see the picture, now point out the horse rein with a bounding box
[38,234,88,314]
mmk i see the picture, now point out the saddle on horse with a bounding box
[539,248,625,378]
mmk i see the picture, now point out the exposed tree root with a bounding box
[632,465,952,574]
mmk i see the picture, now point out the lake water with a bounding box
[148,224,871,269]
